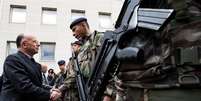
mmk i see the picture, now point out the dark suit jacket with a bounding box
[1,51,50,101]
[0,75,2,93]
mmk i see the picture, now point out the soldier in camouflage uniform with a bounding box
[69,18,103,80]
[53,17,110,101]
[55,60,67,88]
[70,17,116,101]
[54,60,67,101]
[70,17,104,96]
[57,41,82,101]
[115,0,201,101]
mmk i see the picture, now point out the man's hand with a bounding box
[50,89,61,101]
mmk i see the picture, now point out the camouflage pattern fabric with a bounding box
[54,71,67,101]
[168,0,201,28]
[77,31,103,79]
[58,59,79,101]
[54,71,67,88]
[167,0,201,47]
[116,88,201,101]
[58,31,103,101]
[104,78,117,100]
[115,0,201,101]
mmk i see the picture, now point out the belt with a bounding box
[119,73,201,89]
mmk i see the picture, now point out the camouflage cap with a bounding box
[70,17,87,29]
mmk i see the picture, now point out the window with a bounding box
[7,41,17,55]
[10,5,26,23]
[98,12,113,29]
[71,9,85,21]
[42,7,57,24]
[40,42,56,61]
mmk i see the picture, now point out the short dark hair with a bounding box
[48,69,54,73]
[16,34,24,48]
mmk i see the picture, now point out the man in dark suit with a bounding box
[1,34,61,101]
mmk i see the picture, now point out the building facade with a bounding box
[0,0,124,74]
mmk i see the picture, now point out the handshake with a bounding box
[50,88,62,101]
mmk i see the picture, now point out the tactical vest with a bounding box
[168,0,201,65]
[117,0,201,89]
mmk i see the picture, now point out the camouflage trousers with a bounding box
[116,88,201,101]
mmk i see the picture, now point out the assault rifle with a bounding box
[71,47,87,101]
[86,0,175,101]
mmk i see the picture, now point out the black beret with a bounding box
[57,60,65,66]
[70,17,87,29]
[71,41,83,46]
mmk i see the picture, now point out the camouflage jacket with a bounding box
[58,59,79,101]
[58,31,103,100]
[77,31,103,79]
[54,71,67,88]
[58,59,76,92]
[116,0,201,89]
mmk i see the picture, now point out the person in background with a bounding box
[47,68,56,86]
[54,60,67,88]
[41,64,49,85]
[54,60,67,101]
[41,64,53,89]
